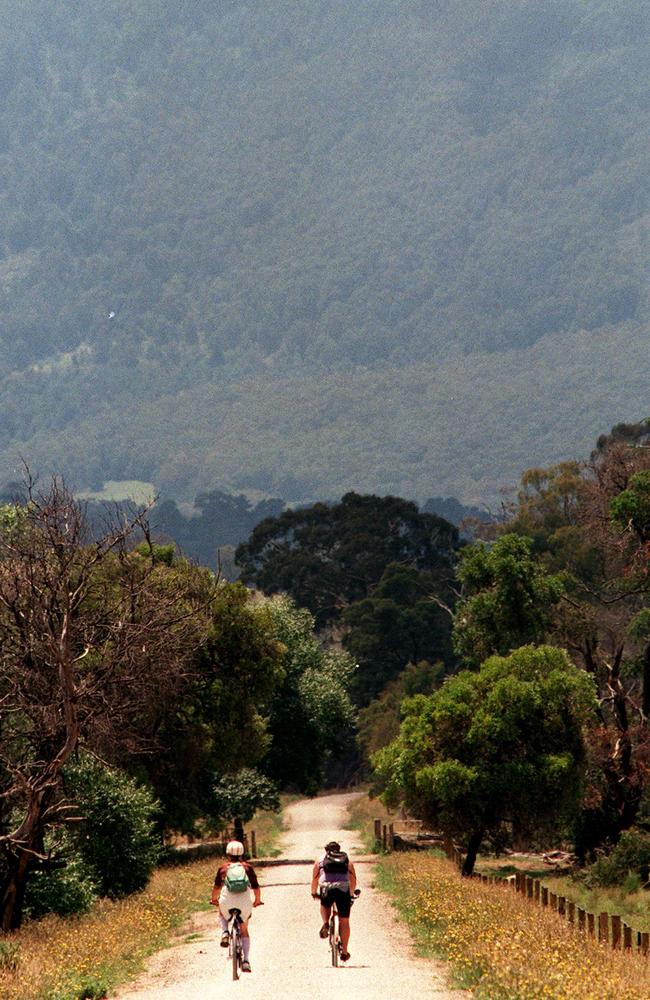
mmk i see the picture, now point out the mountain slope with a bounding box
[1,1,648,499]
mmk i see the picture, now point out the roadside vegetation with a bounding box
[0,795,286,1000]
[378,853,650,1000]
[344,791,394,853]
[0,857,216,1000]
[476,855,650,934]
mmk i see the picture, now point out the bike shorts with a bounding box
[319,886,351,918]
[219,887,252,922]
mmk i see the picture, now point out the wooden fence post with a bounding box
[374,819,382,847]
[577,907,586,931]
[534,880,540,902]
[389,823,394,850]
[598,913,609,943]
[250,830,257,858]
[541,887,549,907]
[549,892,557,910]
[623,924,632,951]
[382,825,387,851]
[525,877,533,899]
[557,896,566,916]
[587,912,595,937]
[640,931,649,955]
[611,914,621,949]
[567,901,575,924]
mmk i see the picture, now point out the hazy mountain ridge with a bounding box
[0,0,648,499]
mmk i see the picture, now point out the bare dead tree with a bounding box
[556,441,650,845]
[0,475,214,930]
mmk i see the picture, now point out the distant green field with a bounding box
[77,480,156,505]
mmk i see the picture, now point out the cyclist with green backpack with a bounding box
[210,840,262,973]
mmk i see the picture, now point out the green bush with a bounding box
[66,755,162,898]
[212,769,280,829]
[24,848,97,919]
[588,828,650,888]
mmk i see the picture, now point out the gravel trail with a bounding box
[113,792,466,999]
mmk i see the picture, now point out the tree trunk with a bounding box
[0,845,34,932]
[461,829,484,876]
[642,640,650,719]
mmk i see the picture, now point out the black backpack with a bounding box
[323,849,349,874]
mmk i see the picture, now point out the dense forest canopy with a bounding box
[0,0,648,500]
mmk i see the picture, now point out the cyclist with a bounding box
[311,840,357,962]
[210,840,262,973]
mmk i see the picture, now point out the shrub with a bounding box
[66,755,162,898]
[588,828,650,888]
[212,768,280,833]
[24,846,97,919]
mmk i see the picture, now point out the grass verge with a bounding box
[344,789,394,852]
[252,795,295,858]
[376,852,650,999]
[0,858,217,1000]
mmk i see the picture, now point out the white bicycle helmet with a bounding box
[226,840,245,856]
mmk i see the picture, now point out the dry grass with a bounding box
[378,853,650,1000]
[0,859,217,1000]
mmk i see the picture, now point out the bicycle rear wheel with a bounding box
[231,926,240,980]
[329,914,338,967]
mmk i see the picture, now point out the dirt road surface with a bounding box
[113,792,466,1000]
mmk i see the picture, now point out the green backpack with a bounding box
[225,862,250,893]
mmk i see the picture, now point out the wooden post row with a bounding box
[598,912,609,943]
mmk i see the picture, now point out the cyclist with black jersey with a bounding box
[311,840,357,962]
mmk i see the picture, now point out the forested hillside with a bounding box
[1,1,648,501]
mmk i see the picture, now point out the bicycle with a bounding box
[227,908,244,980]
[327,888,361,967]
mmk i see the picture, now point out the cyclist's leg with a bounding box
[319,888,332,936]
[334,890,352,956]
